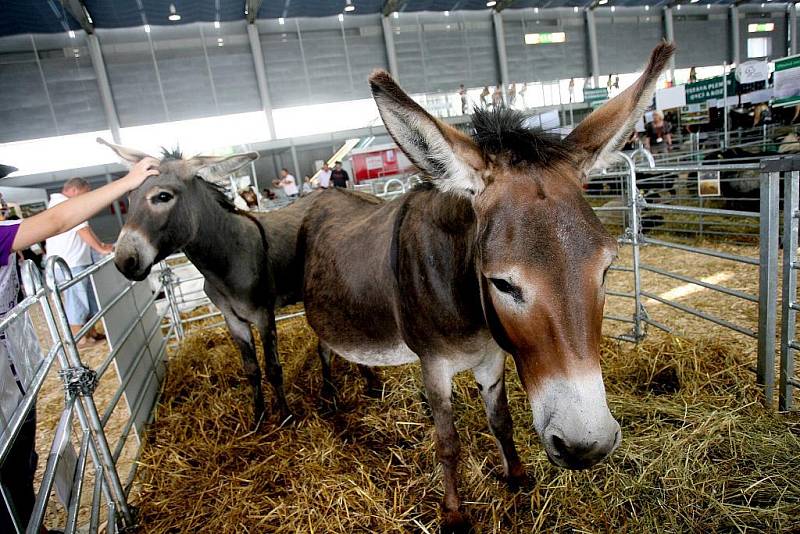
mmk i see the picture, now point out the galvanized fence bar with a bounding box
[780,170,800,411]
[756,167,781,405]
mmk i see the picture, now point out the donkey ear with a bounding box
[566,42,675,174]
[369,70,485,196]
[190,153,259,182]
[97,138,154,166]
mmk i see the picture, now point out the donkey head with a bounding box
[371,42,674,470]
[98,139,257,281]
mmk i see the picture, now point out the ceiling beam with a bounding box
[383,0,407,17]
[495,0,517,12]
[246,0,263,24]
[59,0,94,34]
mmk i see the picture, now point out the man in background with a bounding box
[272,168,299,198]
[45,178,113,347]
[330,161,349,188]
[318,162,332,189]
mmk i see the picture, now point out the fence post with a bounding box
[43,257,136,529]
[757,161,781,406]
[618,152,645,342]
[780,170,799,411]
[159,262,184,341]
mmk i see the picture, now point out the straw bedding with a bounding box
[132,314,800,533]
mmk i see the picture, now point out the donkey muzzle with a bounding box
[114,227,157,281]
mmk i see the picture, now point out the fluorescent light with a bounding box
[598,0,608,5]
[344,0,355,12]
[168,4,181,21]
[748,22,774,31]
[645,4,650,10]
[338,13,344,21]
[676,4,681,9]
[487,0,497,7]
[214,20,220,28]
[392,11,399,18]
[610,5,615,11]
[68,30,75,38]
[444,10,450,16]
[144,24,151,33]
[574,6,579,12]
[690,0,699,3]
[707,3,711,8]
[278,17,285,24]
[217,38,224,47]
[525,32,566,44]
[534,7,540,13]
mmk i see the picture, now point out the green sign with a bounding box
[685,74,737,105]
[583,87,609,108]
[773,54,800,107]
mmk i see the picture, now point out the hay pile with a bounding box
[133,316,800,533]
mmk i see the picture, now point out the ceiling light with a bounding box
[574,6,579,12]
[344,0,355,12]
[444,10,450,16]
[610,5,615,11]
[598,0,608,5]
[168,4,181,21]
[487,0,497,7]
[760,2,765,6]
[534,7,540,13]
[676,4,681,9]
[392,11,399,18]
[707,3,711,8]
[645,4,650,10]
[446,24,451,29]
[690,0,699,3]
[68,30,75,38]
[144,24,151,33]
[338,13,344,21]
[214,20,220,28]
[278,17,285,24]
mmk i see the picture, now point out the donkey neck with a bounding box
[181,187,263,285]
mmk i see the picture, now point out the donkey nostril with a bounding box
[550,435,567,457]
[123,256,138,273]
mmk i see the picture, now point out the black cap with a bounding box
[0,164,18,180]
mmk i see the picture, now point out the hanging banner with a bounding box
[583,87,609,108]
[773,54,800,108]
[685,74,737,105]
[735,60,770,84]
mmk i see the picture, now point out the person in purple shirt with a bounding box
[0,157,158,533]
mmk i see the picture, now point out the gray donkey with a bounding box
[101,140,307,427]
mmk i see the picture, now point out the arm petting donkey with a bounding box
[99,139,309,428]
[300,42,674,533]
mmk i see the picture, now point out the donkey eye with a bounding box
[152,191,173,204]
[489,278,524,303]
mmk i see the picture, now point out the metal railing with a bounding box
[589,151,799,407]
[780,169,800,411]
[0,254,185,533]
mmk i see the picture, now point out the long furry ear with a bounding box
[369,70,485,196]
[97,138,155,167]
[566,41,675,173]
[190,153,259,182]
[0,164,18,179]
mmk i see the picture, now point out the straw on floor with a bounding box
[132,315,800,533]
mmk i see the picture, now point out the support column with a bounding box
[247,23,277,140]
[381,16,399,80]
[585,8,600,88]
[790,4,798,56]
[730,5,740,66]
[492,10,509,100]
[87,34,121,143]
[663,6,676,82]
[290,143,301,186]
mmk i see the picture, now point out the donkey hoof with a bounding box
[506,471,529,492]
[440,509,472,534]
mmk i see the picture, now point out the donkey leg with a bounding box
[221,311,266,429]
[421,359,469,533]
[256,310,292,423]
[472,351,526,491]
[357,365,383,398]
[318,342,337,406]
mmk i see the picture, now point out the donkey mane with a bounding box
[160,146,184,161]
[198,178,238,213]
[471,108,575,166]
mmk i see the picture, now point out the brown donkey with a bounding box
[301,43,674,531]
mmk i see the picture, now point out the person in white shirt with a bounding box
[45,178,114,346]
[272,168,299,198]
[318,163,332,189]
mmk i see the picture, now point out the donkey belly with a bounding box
[325,339,419,367]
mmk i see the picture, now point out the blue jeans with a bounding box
[59,264,98,326]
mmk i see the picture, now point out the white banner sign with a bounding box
[735,60,770,84]
[655,85,686,111]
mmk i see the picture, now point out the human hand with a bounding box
[101,243,114,255]
[121,157,160,191]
